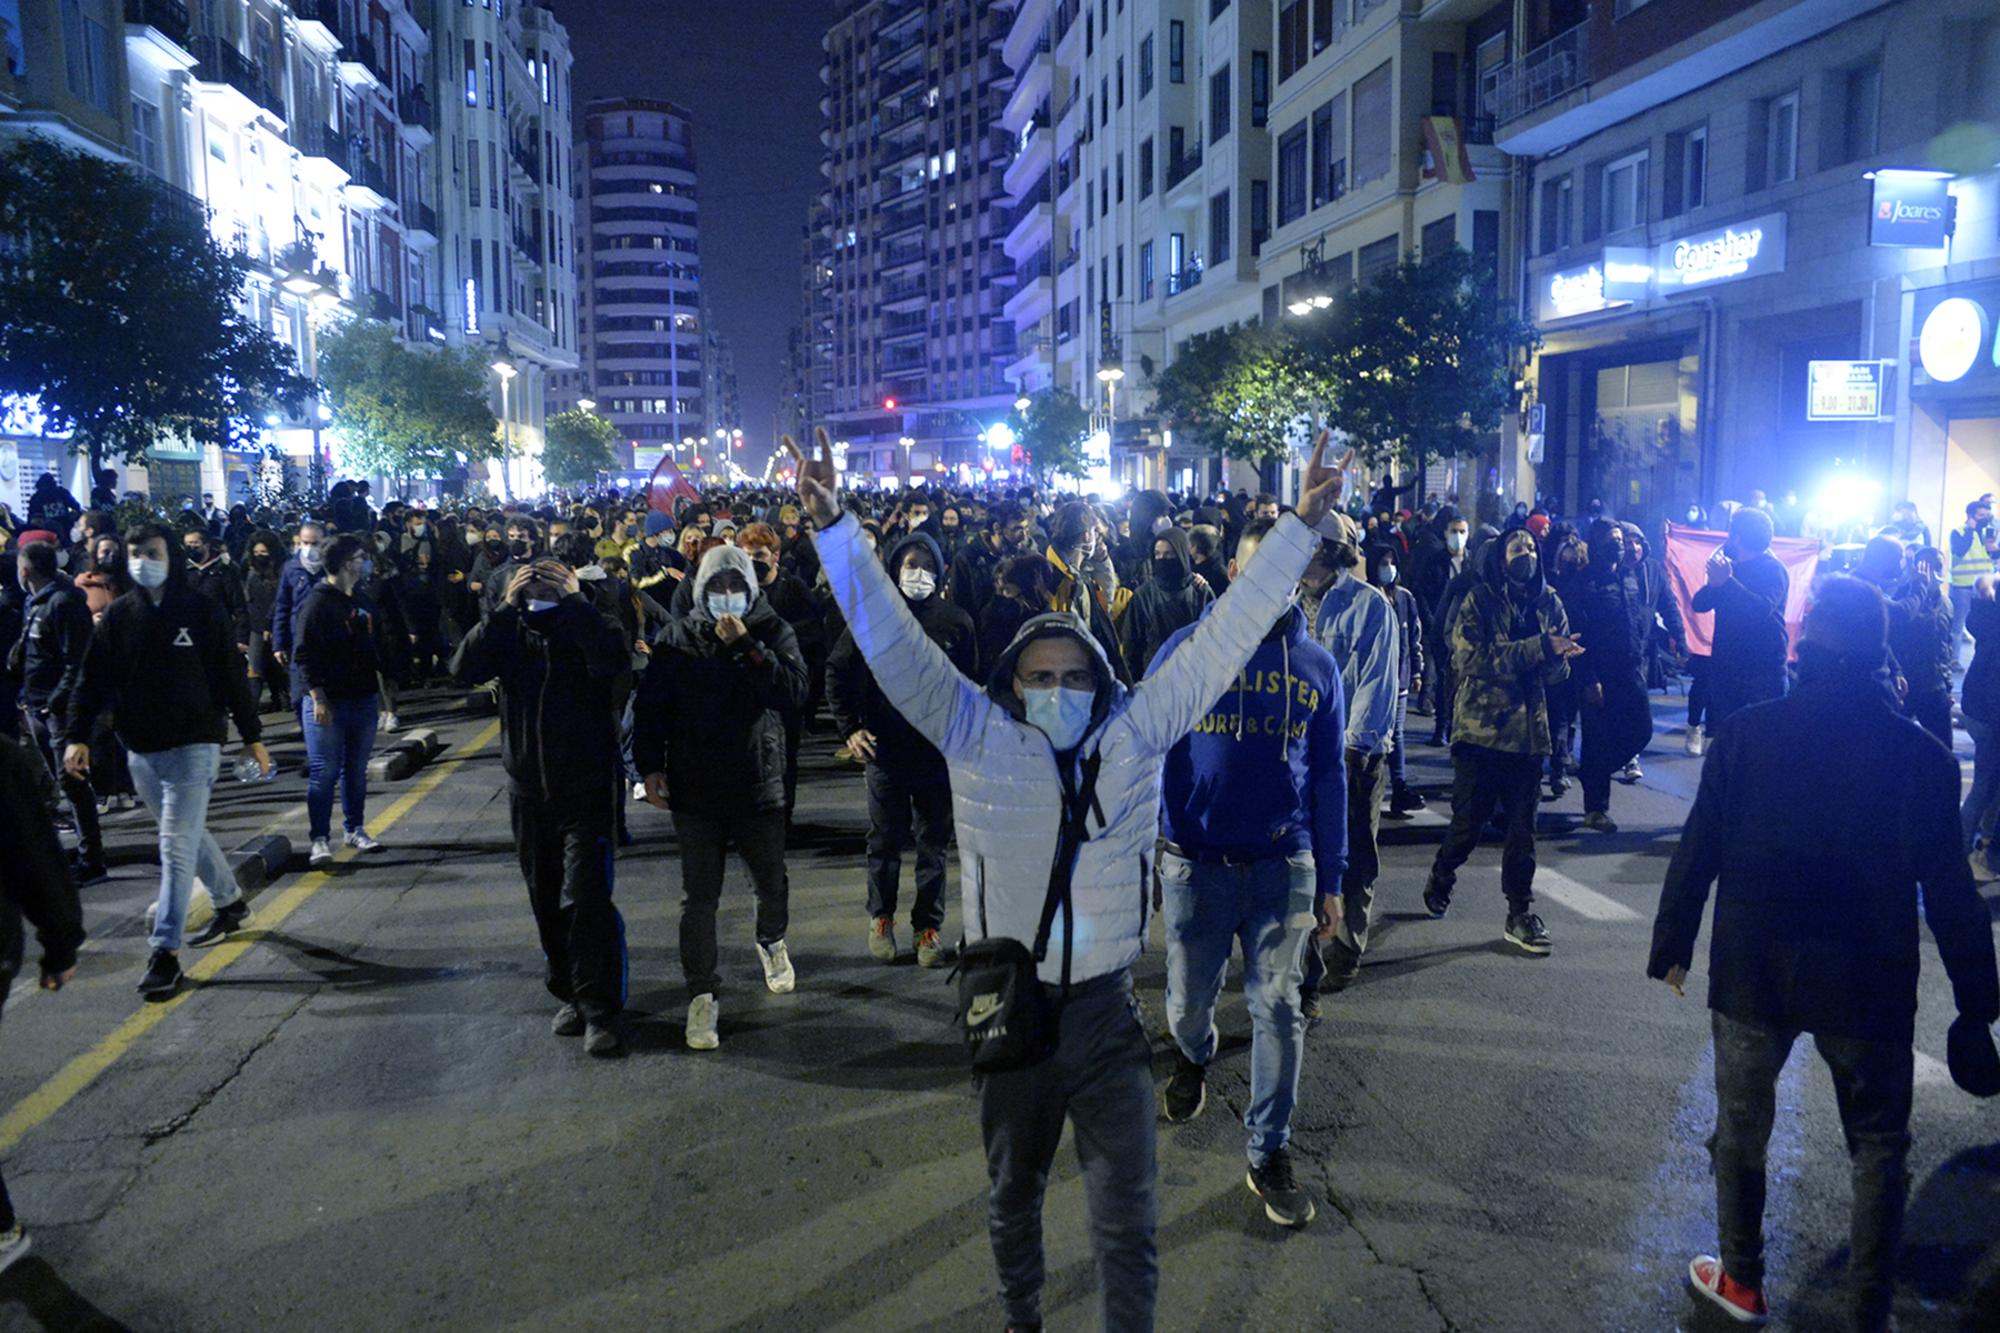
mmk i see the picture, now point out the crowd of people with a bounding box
[1,447,1997,1333]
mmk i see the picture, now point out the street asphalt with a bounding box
[0,685,1996,1332]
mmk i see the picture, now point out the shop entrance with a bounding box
[1537,334,1701,530]
[1943,417,2000,519]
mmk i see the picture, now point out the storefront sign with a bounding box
[1539,261,1632,322]
[1870,170,1953,249]
[1654,212,1787,293]
[1806,360,1888,420]
[1918,297,1987,384]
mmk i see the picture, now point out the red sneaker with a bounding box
[1689,1255,1770,1326]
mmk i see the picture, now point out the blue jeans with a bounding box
[1160,847,1316,1166]
[128,743,240,952]
[1963,718,2000,858]
[1953,582,1977,650]
[1390,689,1410,786]
[302,695,378,840]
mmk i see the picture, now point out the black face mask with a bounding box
[1506,553,1537,583]
[509,538,533,559]
[1152,557,1186,589]
[484,540,508,561]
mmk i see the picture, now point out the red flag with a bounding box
[1664,522,1824,658]
[646,453,702,518]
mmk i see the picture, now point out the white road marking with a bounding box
[1915,1049,1953,1086]
[1534,867,1645,922]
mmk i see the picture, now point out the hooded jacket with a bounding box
[826,532,976,770]
[1153,604,1348,899]
[1313,569,1399,756]
[1448,538,1573,756]
[451,594,631,800]
[269,551,322,658]
[12,571,93,714]
[1119,527,1213,679]
[1564,524,1650,692]
[1650,648,1999,1043]
[65,581,264,753]
[1690,544,1789,681]
[814,509,1321,986]
[1044,542,1131,683]
[631,545,810,815]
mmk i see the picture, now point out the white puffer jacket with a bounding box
[816,511,1320,984]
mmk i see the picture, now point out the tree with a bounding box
[1148,321,1316,467]
[1008,387,1093,482]
[315,317,500,493]
[1311,246,1538,470]
[542,409,619,488]
[0,137,305,472]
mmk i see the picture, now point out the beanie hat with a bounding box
[644,511,674,538]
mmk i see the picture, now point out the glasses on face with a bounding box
[1016,668,1096,691]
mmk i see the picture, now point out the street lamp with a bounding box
[577,397,596,414]
[1096,365,1126,418]
[898,434,914,486]
[492,352,518,500]
[280,258,340,484]
[1014,394,1032,414]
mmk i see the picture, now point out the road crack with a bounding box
[140,993,312,1145]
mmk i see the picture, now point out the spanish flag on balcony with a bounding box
[1421,117,1476,186]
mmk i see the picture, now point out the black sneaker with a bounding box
[186,902,249,948]
[551,1003,585,1037]
[1160,1052,1206,1122]
[1581,810,1618,833]
[70,860,108,886]
[1422,879,1452,919]
[1503,912,1554,955]
[1390,786,1427,815]
[584,1021,626,1058]
[138,949,181,1000]
[1322,942,1361,993]
[1247,1148,1317,1228]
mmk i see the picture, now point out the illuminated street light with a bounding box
[577,397,596,413]
[1014,395,1032,414]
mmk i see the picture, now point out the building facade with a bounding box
[816,0,1019,487]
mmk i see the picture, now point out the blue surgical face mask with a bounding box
[706,591,749,620]
[1022,685,1094,751]
[299,545,325,572]
[130,556,169,590]
[357,558,374,580]
[525,598,559,614]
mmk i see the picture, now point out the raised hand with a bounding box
[783,428,841,528]
[1294,430,1356,528]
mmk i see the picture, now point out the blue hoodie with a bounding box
[1151,604,1348,899]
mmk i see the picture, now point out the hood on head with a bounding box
[985,612,1121,734]
[690,544,760,617]
[1152,526,1194,574]
[886,530,947,583]
[1480,528,1547,601]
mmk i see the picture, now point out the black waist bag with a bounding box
[956,750,1102,1074]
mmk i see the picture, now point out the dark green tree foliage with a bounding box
[1008,387,1093,482]
[1148,321,1314,465]
[541,409,620,487]
[315,317,499,489]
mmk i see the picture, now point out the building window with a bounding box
[1251,52,1269,127]
[1841,62,1880,163]
[1279,0,1307,83]
[1313,0,1336,51]
[1351,62,1392,185]
[1538,174,1572,253]
[1117,56,1125,107]
[1116,151,1125,203]
[1602,149,1648,232]
[1210,65,1231,143]
[1358,234,1398,281]
[1140,240,1155,299]
[1211,0,1230,18]
[1311,98,1345,207]
[1169,20,1184,83]
[1140,33,1155,97]
[1116,244,1125,297]
[1278,124,1308,224]
[1765,90,1800,185]
[1210,189,1231,264]
[131,98,163,177]
[1664,126,1705,215]
[1139,137,1154,199]
[1251,179,1269,255]
[1421,215,1453,257]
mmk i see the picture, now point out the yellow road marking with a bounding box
[0,720,501,1153]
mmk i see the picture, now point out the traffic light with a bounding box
[883,396,897,411]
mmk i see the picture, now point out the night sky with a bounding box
[548,0,828,463]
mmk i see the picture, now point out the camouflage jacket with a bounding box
[1450,580,1572,755]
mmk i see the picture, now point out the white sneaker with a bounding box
[0,1224,29,1277]
[309,838,334,867]
[686,993,720,1050]
[344,830,382,853]
[630,780,648,802]
[1618,757,1643,783]
[757,939,796,994]
[379,711,400,733]
[1684,728,1706,757]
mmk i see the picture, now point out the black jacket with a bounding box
[631,598,809,816]
[1691,549,1789,680]
[65,582,262,753]
[11,573,93,714]
[0,735,85,992]
[1383,581,1425,691]
[292,584,382,702]
[184,558,248,645]
[1565,560,1650,691]
[1119,529,1212,679]
[1649,655,2000,1043]
[1965,596,2000,725]
[451,596,630,801]
[827,580,976,770]
[1883,575,1953,699]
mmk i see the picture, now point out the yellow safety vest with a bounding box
[1953,530,1995,587]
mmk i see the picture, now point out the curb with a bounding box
[366,727,449,783]
[230,833,294,891]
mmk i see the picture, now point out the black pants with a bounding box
[25,707,100,862]
[865,756,953,930]
[509,786,626,1023]
[1904,689,1953,754]
[1711,1010,1910,1328]
[780,706,803,817]
[1546,678,1578,783]
[672,809,789,998]
[1428,744,1542,914]
[1579,673,1653,813]
[1708,666,1786,732]
[1302,747,1384,997]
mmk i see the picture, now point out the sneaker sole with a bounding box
[686,1033,719,1051]
[0,1236,30,1277]
[1687,1258,1769,1326]
[764,975,796,995]
[1423,900,1449,919]
[1503,930,1553,956]
[1245,1172,1317,1228]
[138,978,181,1001]
[1160,1083,1206,1123]
[189,920,248,949]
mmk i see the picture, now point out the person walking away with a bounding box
[790,425,1348,1333]
[452,559,633,1056]
[290,535,385,868]
[10,538,107,882]
[1118,526,1213,680]
[398,550,446,686]
[0,732,86,1272]
[1568,520,1654,833]
[1421,529,1582,952]
[828,531,975,968]
[62,524,271,997]
[632,544,810,1050]
[1151,518,1346,1229]
[1368,544,1427,817]
[1648,575,2000,1331]
[360,532,411,732]
[1691,506,1790,738]
[1949,498,1997,656]
[1301,538,1397,1007]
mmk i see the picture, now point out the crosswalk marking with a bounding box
[1533,867,1645,922]
[1915,1049,1952,1086]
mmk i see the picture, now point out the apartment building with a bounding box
[817,0,1019,487]
[558,96,705,475]
[432,0,577,498]
[1501,0,2000,535]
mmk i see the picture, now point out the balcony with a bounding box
[190,36,286,120]
[515,229,544,264]
[345,156,397,206]
[123,0,190,45]
[1481,22,1588,128]
[296,125,353,175]
[286,0,339,32]
[1165,143,1203,192]
[398,87,433,134]
[407,200,439,239]
[341,31,392,88]
[1166,259,1205,298]
[156,184,207,232]
[367,289,399,324]
[511,136,542,184]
